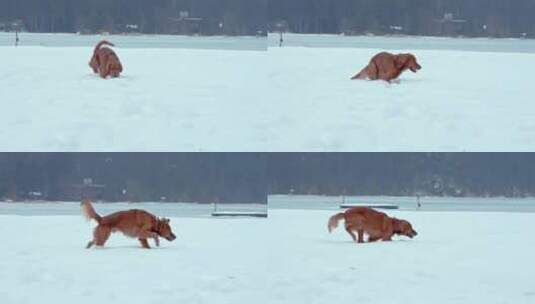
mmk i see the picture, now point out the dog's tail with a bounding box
[93,40,115,54]
[328,212,346,233]
[81,200,102,224]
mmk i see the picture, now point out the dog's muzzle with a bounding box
[167,233,177,241]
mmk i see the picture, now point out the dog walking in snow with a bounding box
[81,200,176,249]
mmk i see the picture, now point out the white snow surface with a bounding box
[267,47,535,151]
[0,46,268,151]
[1,208,534,303]
[2,37,535,151]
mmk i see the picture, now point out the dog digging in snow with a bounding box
[328,207,417,243]
[351,52,421,82]
[81,200,176,249]
[89,40,123,79]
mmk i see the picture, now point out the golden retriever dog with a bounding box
[89,40,123,79]
[81,200,176,249]
[351,52,421,82]
[328,207,417,243]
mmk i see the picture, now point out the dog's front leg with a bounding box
[138,238,151,249]
[152,234,160,247]
[381,233,393,241]
[357,230,365,243]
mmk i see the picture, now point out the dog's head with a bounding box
[156,218,176,241]
[107,57,123,78]
[395,53,422,73]
[393,219,418,239]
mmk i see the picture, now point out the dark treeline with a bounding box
[268,153,535,197]
[269,0,535,37]
[0,0,267,35]
[2,153,535,202]
[0,153,267,203]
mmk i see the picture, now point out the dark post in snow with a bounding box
[416,194,421,209]
[274,21,287,47]
[15,29,19,47]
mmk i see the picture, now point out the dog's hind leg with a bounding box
[93,226,111,247]
[138,238,151,249]
[344,224,357,243]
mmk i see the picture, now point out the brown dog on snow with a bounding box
[89,40,123,79]
[328,207,417,243]
[351,52,421,82]
[81,200,176,249]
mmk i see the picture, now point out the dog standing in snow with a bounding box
[82,200,176,249]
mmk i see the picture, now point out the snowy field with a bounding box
[0,45,268,151]
[267,46,535,151]
[2,33,535,151]
[1,205,534,304]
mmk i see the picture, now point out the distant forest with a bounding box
[268,153,535,197]
[0,153,268,203]
[2,1,534,38]
[1,154,535,202]
[269,0,535,37]
[0,0,267,35]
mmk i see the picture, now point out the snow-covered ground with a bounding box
[267,46,535,151]
[0,46,268,151]
[2,34,535,151]
[0,213,271,304]
[1,207,534,303]
[265,208,535,304]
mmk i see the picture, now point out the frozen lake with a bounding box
[0,32,267,51]
[269,195,535,213]
[0,202,267,218]
[269,33,535,53]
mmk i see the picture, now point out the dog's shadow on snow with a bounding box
[83,74,135,81]
[320,238,414,246]
[86,245,179,251]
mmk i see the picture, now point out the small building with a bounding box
[434,13,468,37]
[71,178,106,201]
[168,11,203,35]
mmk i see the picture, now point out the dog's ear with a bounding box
[394,54,408,70]
[391,218,402,232]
